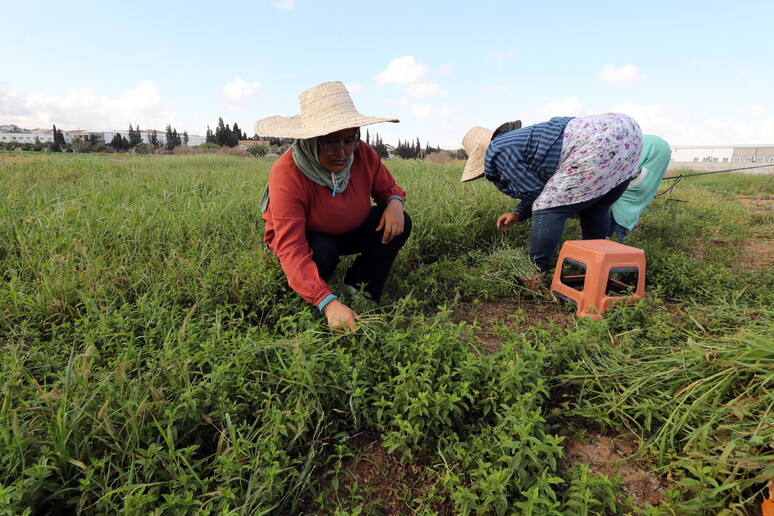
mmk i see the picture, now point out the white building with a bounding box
[671,144,774,164]
[0,127,206,147]
[102,129,206,147]
[669,144,774,174]
[0,130,73,144]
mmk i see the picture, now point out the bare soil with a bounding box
[738,195,774,270]
[299,431,454,515]
[563,433,667,508]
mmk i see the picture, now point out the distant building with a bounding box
[102,129,206,147]
[671,144,774,164]
[0,129,72,144]
[68,130,105,144]
[0,126,206,147]
[669,144,774,174]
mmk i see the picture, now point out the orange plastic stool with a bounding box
[550,239,646,320]
[762,480,774,516]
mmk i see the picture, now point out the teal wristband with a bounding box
[388,196,405,205]
[318,293,338,313]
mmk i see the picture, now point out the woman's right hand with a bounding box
[323,299,359,333]
[497,211,522,231]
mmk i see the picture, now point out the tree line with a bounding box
[108,124,190,152]
[2,119,467,159]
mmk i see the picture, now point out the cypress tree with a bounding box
[232,123,242,147]
[165,124,174,150]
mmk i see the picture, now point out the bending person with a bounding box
[255,81,411,332]
[461,113,643,273]
[608,134,671,241]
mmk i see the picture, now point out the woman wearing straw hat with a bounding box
[255,81,411,332]
[461,113,642,273]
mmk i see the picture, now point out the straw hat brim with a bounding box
[460,126,494,182]
[253,81,398,139]
[253,114,398,140]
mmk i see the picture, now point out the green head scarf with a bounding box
[611,135,671,230]
[260,136,356,212]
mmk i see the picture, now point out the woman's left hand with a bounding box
[376,199,405,244]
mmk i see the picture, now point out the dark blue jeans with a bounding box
[529,180,631,272]
[306,205,412,302]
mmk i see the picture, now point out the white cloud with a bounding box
[611,102,677,134]
[605,101,774,146]
[0,81,180,132]
[436,105,457,118]
[375,56,446,99]
[485,48,514,62]
[685,58,703,67]
[438,63,455,76]
[0,86,33,117]
[273,0,296,10]
[376,56,428,85]
[738,104,765,116]
[410,104,433,118]
[121,80,164,117]
[220,77,261,113]
[406,82,445,99]
[598,64,642,84]
[526,96,586,120]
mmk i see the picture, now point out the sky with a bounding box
[2,0,773,150]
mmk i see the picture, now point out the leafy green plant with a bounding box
[0,153,771,514]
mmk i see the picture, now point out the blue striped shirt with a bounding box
[484,116,574,219]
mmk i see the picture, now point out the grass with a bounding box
[0,151,772,515]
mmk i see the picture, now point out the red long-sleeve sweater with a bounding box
[262,142,406,306]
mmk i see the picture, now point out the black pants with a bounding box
[306,206,412,302]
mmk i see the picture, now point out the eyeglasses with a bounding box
[318,139,359,155]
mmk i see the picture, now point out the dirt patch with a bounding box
[737,195,774,270]
[739,195,774,213]
[452,298,574,352]
[301,431,668,514]
[423,151,454,164]
[687,195,774,270]
[563,433,667,508]
[299,432,453,515]
[739,239,774,270]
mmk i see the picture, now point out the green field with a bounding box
[1,152,772,515]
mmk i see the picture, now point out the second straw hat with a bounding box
[460,126,494,182]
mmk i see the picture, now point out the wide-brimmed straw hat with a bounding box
[460,126,494,182]
[253,81,399,139]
